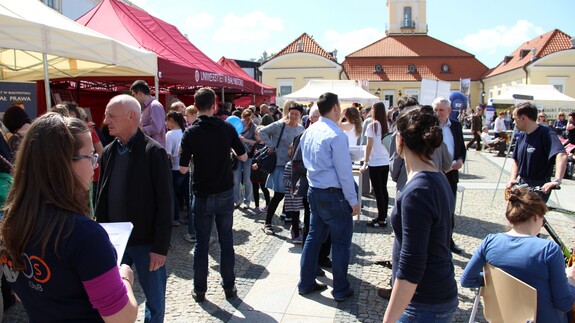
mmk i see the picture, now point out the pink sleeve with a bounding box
[82,266,129,317]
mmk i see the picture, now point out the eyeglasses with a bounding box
[72,153,99,168]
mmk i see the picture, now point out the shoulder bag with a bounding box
[253,123,286,173]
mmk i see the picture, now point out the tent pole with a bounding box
[43,53,52,109]
[154,76,159,100]
[221,87,225,103]
[491,125,517,205]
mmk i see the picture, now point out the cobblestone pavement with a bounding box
[4,151,575,322]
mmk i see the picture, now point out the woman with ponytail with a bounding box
[461,187,575,322]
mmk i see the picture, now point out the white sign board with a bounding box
[420,79,451,105]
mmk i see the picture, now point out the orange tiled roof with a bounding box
[484,29,573,78]
[269,33,336,62]
[347,35,476,58]
[343,35,488,82]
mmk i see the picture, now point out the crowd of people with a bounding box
[0,80,574,322]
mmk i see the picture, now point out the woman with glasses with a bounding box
[0,113,137,322]
[461,187,575,322]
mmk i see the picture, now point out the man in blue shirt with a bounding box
[507,102,566,202]
[298,92,359,302]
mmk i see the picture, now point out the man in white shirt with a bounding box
[493,111,507,139]
[480,126,506,157]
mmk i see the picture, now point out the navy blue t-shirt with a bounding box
[2,211,118,322]
[513,125,565,181]
[390,171,458,309]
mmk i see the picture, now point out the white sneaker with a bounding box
[182,233,196,243]
[241,203,250,210]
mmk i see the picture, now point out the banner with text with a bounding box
[0,82,37,118]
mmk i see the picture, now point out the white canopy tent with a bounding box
[0,0,158,107]
[491,84,575,113]
[283,80,380,104]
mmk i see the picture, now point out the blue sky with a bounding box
[75,0,574,69]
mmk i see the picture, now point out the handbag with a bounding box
[253,123,286,174]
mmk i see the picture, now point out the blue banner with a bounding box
[0,82,38,118]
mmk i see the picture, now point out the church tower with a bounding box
[386,0,427,35]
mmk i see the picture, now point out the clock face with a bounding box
[441,64,450,72]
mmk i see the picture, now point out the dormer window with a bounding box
[441,64,450,73]
[503,56,513,64]
[519,49,530,59]
[408,64,417,73]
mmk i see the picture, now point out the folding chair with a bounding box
[469,264,536,323]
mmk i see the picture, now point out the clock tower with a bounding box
[386,0,428,35]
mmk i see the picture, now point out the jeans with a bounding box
[187,172,196,236]
[299,187,353,299]
[172,170,187,221]
[193,188,235,294]
[233,158,253,205]
[122,245,166,323]
[398,307,455,323]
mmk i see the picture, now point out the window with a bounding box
[384,95,393,107]
[278,79,294,96]
[405,89,419,101]
[279,86,292,96]
[553,84,564,93]
[441,64,450,73]
[403,7,413,28]
[548,77,568,94]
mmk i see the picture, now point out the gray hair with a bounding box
[108,94,141,116]
[309,105,320,117]
[432,97,450,108]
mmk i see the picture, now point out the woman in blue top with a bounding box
[1,114,137,322]
[383,107,458,322]
[554,112,568,138]
[461,187,575,322]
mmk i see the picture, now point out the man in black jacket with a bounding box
[179,87,247,303]
[96,94,173,323]
[433,97,466,254]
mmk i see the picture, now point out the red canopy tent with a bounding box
[76,0,254,93]
[217,57,276,107]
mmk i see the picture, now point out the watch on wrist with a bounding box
[554,178,562,185]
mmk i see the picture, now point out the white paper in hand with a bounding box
[99,222,134,266]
